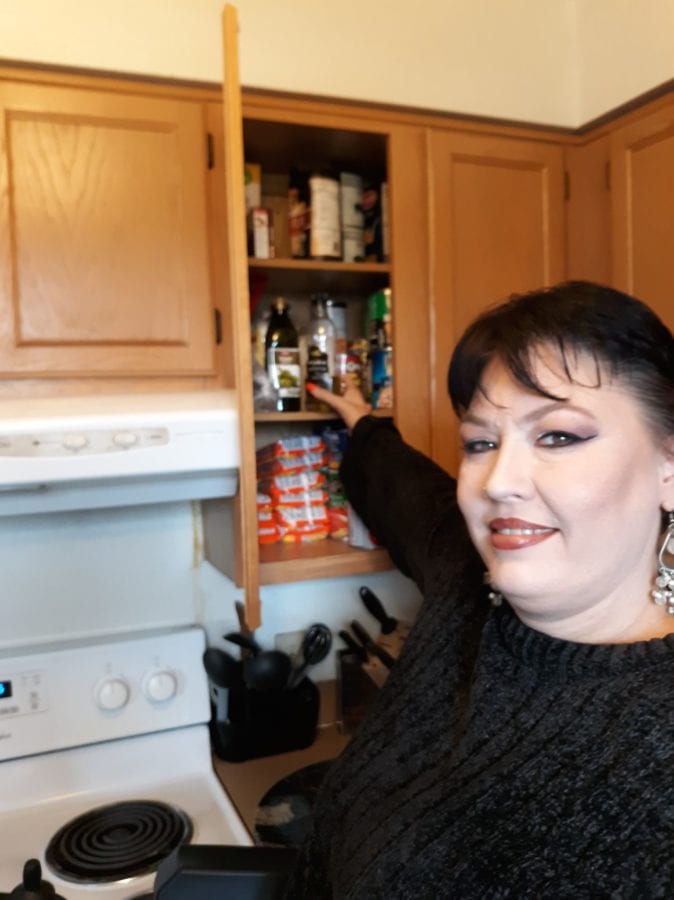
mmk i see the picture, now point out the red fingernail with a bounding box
[306,382,317,392]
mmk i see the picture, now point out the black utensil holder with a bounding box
[209,677,320,762]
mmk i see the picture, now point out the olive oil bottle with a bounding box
[265,297,301,412]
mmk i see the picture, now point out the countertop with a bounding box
[213,723,349,838]
[211,681,351,838]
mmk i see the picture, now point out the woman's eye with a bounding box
[462,438,497,455]
[536,431,582,448]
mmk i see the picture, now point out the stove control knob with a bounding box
[112,430,139,448]
[62,433,89,451]
[95,677,130,712]
[143,670,178,703]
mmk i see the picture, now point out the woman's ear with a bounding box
[659,439,674,511]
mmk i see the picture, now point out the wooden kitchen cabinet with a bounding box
[0,76,217,380]
[427,129,566,475]
[202,6,431,628]
[609,99,674,331]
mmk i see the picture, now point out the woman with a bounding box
[284,281,674,899]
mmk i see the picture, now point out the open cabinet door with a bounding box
[220,4,261,629]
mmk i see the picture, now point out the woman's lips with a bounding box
[488,517,558,550]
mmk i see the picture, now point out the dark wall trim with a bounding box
[574,78,674,134]
[0,56,672,137]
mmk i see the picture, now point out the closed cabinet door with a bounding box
[429,130,566,474]
[610,103,674,330]
[0,80,215,376]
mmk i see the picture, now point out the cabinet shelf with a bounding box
[259,540,392,585]
[249,258,390,294]
[254,409,393,424]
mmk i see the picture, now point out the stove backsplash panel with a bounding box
[0,501,200,648]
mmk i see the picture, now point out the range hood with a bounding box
[0,391,239,516]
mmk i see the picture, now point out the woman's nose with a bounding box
[482,440,533,501]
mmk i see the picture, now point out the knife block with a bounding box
[210,677,320,762]
[335,650,381,734]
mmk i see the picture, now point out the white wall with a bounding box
[2,2,671,127]
[574,0,674,123]
[0,500,421,681]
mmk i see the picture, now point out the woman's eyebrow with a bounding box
[461,401,595,428]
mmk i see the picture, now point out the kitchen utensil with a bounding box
[203,647,242,724]
[287,623,332,689]
[338,629,367,662]
[350,620,396,669]
[243,650,292,692]
[203,647,241,688]
[224,632,262,656]
[359,585,398,634]
[358,585,412,659]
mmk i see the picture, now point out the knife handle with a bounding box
[339,630,367,661]
[359,586,398,634]
[350,620,396,669]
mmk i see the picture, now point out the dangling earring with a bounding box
[484,571,503,607]
[652,511,674,615]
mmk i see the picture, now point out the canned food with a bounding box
[370,347,393,409]
[333,350,363,396]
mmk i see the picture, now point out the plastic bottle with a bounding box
[265,297,301,412]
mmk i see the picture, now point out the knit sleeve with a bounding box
[281,824,332,900]
[339,416,466,591]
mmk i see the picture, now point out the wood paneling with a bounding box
[429,130,566,474]
[610,101,674,330]
[0,80,214,376]
[214,2,261,629]
[564,136,612,284]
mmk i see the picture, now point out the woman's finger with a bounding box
[306,382,371,431]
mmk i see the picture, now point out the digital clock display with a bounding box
[0,680,12,699]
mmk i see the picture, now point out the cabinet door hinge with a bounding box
[214,308,222,345]
[605,161,611,190]
[207,132,215,170]
[563,171,571,202]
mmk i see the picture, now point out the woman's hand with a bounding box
[307,383,371,433]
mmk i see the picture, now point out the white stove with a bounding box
[0,627,251,899]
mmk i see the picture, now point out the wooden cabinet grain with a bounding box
[202,7,432,627]
[0,78,216,380]
[609,100,674,330]
[427,130,566,474]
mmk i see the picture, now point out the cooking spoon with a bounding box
[223,631,262,656]
[287,623,333,689]
[243,650,292,692]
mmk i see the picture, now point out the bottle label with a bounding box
[309,176,341,258]
[288,199,309,258]
[306,345,331,388]
[267,347,301,400]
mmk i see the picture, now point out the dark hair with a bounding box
[448,281,674,440]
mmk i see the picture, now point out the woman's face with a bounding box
[457,349,674,631]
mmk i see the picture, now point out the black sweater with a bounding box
[284,417,674,899]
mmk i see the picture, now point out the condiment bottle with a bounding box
[309,170,341,259]
[288,168,309,259]
[305,294,336,412]
[265,297,301,412]
[326,297,348,354]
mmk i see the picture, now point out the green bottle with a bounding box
[265,297,301,412]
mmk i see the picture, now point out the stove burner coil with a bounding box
[45,800,192,883]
